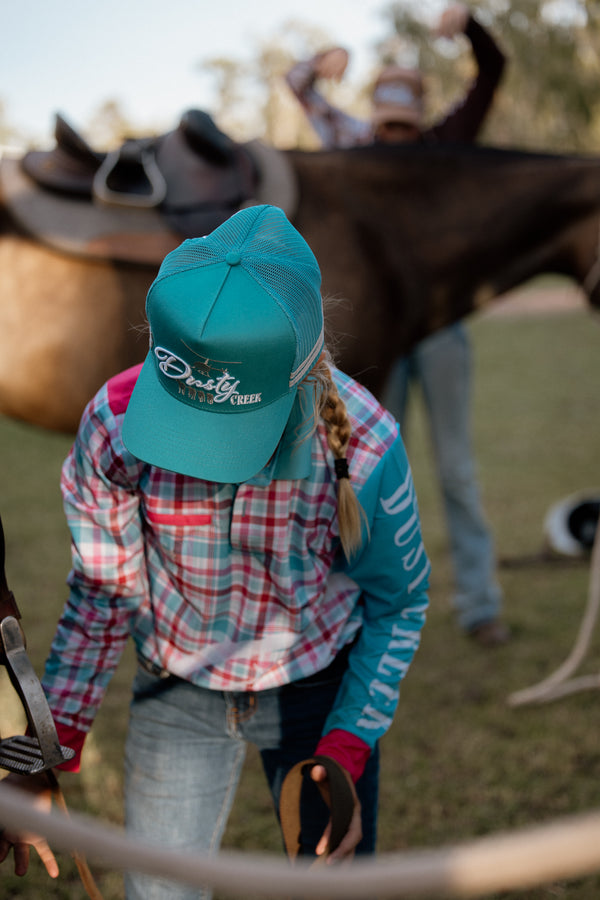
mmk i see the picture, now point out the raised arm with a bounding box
[285,47,371,149]
[429,4,506,143]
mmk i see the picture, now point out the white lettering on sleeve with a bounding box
[354,461,429,738]
[377,652,408,678]
[356,705,393,731]
[379,470,413,516]
[369,680,400,703]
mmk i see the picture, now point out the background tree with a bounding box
[192,2,600,154]
[198,20,371,149]
[86,99,140,148]
[0,99,27,150]
[383,0,600,152]
[4,4,598,154]
[199,57,251,140]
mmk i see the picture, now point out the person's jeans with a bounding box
[123,651,379,900]
[383,322,502,631]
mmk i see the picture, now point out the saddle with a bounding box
[1,110,298,266]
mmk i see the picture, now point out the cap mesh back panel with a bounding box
[152,206,323,385]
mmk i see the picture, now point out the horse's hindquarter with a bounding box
[0,232,152,431]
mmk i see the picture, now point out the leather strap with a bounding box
[279,755,355,864]
[0,516,21,627]
[47,770,105,900]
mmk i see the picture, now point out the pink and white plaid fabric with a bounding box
[43,365,429,756]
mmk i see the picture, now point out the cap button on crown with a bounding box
[225,250,241,266]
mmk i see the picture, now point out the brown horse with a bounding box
[1,138,600,432]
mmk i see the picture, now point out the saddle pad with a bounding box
[0,155,181,265]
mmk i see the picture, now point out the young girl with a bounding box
[0,204,429,899]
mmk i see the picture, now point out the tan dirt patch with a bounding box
[482,283,587,318]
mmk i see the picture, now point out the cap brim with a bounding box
[122,352,297,483]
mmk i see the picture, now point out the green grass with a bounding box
[1,305,600,898]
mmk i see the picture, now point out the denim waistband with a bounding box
[137,634,359,687]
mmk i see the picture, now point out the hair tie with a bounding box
[334,458,350,480]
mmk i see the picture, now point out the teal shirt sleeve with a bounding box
[323,433,430,746]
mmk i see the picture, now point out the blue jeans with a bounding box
[382,323,502,631]
[123,651,379,900]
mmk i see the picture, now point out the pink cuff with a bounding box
[315,729,371,783]
[53,723,87,772]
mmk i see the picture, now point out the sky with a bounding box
[1,0,442,148]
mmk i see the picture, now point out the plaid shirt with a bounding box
[43,364,429,761]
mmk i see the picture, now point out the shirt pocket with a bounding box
[145,510,212,527]
[143,505,214,565]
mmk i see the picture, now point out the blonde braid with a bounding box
[304,352,368,560]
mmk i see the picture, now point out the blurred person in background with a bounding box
[286,3,509,647]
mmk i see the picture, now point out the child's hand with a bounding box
[0,772,59,878]
[310,762,362,863]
